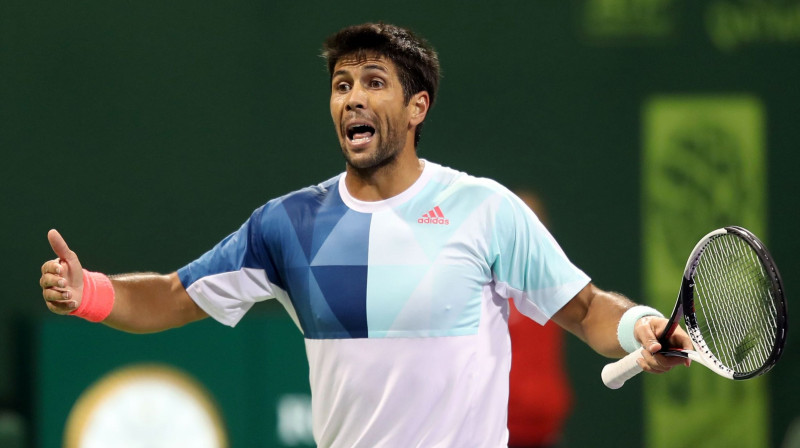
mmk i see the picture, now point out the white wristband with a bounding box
[617,305,664,353]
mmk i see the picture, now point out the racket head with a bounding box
[680,226,788,379]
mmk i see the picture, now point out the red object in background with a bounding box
[507,298,573,447]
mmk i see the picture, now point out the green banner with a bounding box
[37,315,314,448]
[643,96,769,448]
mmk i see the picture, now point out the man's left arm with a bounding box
[552,283,691,373]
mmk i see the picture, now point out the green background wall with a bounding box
[2,0,799,446]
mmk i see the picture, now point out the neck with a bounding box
[344,148,424,202]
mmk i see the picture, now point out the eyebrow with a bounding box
[362,64,388,73]
[332,64,389,79]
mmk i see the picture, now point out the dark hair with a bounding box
[322,23,441,147]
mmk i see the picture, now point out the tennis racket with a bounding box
[602,226,788,389]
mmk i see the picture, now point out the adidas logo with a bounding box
[417,206,450,225]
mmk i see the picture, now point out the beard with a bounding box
[340,118,406,174]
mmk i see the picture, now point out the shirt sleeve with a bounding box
[490,190,590,324]
[177,206,281,327]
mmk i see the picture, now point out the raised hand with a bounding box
[40,229,84,314]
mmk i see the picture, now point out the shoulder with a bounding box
[229,174,344,256]
[257,174,342,217]
[426,161,518,205]
[270,174,340,206]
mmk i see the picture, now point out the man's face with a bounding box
[330,53,412,171]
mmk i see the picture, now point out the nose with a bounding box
[345,84,367,111]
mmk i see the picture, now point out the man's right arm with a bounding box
[40,229,208,333]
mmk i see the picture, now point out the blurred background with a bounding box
[2,0,798,446]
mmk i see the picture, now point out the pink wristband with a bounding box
[69,269,115,322]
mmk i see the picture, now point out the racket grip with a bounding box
[601,348,646,389]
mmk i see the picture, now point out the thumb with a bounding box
[636,316,663,353]
[643,337,662,354]
[48,229,78,263]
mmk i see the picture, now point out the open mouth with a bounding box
[346,123,376,143]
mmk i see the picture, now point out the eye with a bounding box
[334,81,351,93]
[368,78,385,89]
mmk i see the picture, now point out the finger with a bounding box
[44,299,78,315]
[634,316,666,353]
[656,354,688,369]
[642,337,662,354]
[40,273,66,289]
[637,350,671,373]
[42,287,72,302]
[668,327,694,351]
[41,259,62,275]
[47,229,76,263]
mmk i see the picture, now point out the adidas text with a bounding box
[417,217,449,225]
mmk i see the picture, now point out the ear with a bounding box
[408,91,430,127]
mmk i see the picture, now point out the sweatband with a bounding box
[617,305,664,353]
[70,269,115,322]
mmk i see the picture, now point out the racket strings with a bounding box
[692,234,777,374]
[711,240,773,363]
[703,239,775,370]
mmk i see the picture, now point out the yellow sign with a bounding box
[581,0,678,41]
[706,0,800,51]
[643,96,768,448]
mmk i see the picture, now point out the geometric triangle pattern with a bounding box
[179,162,590,341]
[275,181,371,339]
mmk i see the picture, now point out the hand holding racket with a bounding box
[602,226,788,389]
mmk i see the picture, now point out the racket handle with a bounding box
[601,348,646,389]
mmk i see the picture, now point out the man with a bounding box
[39,23,690,447]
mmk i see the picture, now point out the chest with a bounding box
[276,205,494,339]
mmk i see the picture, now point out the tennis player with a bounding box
[39,23,691,447]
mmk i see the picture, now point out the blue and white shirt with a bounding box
[178,160,590,448]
